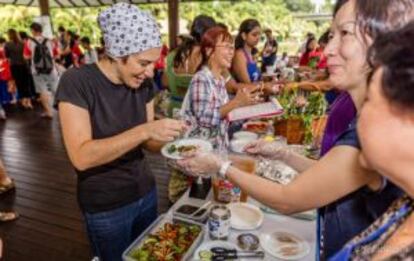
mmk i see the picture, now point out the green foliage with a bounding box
[284,0,314,12]
[277,88,327,144]
[322,0,335,13]
[0,1,332,51]
[0,6,39,36]
[51,7,103,44]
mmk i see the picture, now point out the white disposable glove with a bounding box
[244,139,290,161]
[176,153,223,178]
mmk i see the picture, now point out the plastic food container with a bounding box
[172,203,210,223]
[122,214,205,261]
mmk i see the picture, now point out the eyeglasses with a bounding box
[215,45,235,51]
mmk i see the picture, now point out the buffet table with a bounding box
[170,189,316,261]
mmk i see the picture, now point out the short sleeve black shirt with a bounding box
[55,64,156,213]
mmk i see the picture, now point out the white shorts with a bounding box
[33,71,58,95]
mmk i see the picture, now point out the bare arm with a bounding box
[142,100,165,153]
[316,80,334,91]
[225,79,261,94]
[283,151,317,172]
[232,50,251,84]
[284,80,332,92]
[59,101,184,171]
[220,99,243,118]
[161,71,169,90]
[61,45,72,56]
[59,102,150,171]
[220,85,260,118]
[227,146,380,214]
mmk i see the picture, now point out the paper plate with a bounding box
[161,138,213,160]
[230,139,252,154]
[260,231,310,260]
[228,203,264,230]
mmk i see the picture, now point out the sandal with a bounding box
[0,211,19,222]
[0,179,15,195]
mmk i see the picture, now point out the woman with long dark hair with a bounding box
[232,19,262,83]
[61,30,82,68]
[5,29,33,109]
[162,15,216,118]
[298,35,318,67]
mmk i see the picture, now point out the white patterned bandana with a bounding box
[98,3,162,58]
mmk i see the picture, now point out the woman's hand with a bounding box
[177,153,223,177]
[263,82,283,95]
[244,139,289,161]
[233,86,260,107]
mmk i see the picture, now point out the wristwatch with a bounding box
[218,161,232,179]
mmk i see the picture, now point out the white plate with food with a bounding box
[230,139,253,154]
[242,121,270,134]
[228,202,264,230]
[161,138,213,160]
[260,231,310,260]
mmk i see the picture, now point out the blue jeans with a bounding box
[84,188,158,261]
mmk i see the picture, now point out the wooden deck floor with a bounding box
[0,105,172,261]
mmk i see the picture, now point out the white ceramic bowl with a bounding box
[233,131,259,141]
[228,202,264,230]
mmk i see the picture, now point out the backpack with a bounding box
[32,38,53,74]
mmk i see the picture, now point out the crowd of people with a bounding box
[0,0,414,260]
[0,23,102,120]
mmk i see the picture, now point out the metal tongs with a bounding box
[211,247,265,260]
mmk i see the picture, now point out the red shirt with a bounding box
[154,44,169,70]
[300,49,324,68]
[0,49,12,81]
[317,54,327,69]
[23,40,32,57]
[71,43,83,67]
[299,51,311,66]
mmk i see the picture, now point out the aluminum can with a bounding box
[208,205,231,240]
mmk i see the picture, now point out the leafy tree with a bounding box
[0,1,331,54]
[51,7,102,44]
[283,0,314,13]
[0,6,39,36]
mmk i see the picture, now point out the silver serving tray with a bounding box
[122,214,205,261]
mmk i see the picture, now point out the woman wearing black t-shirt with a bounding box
[55,4,186,260]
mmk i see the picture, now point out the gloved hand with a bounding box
[244,139,289,161]
[176,153,224,178]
